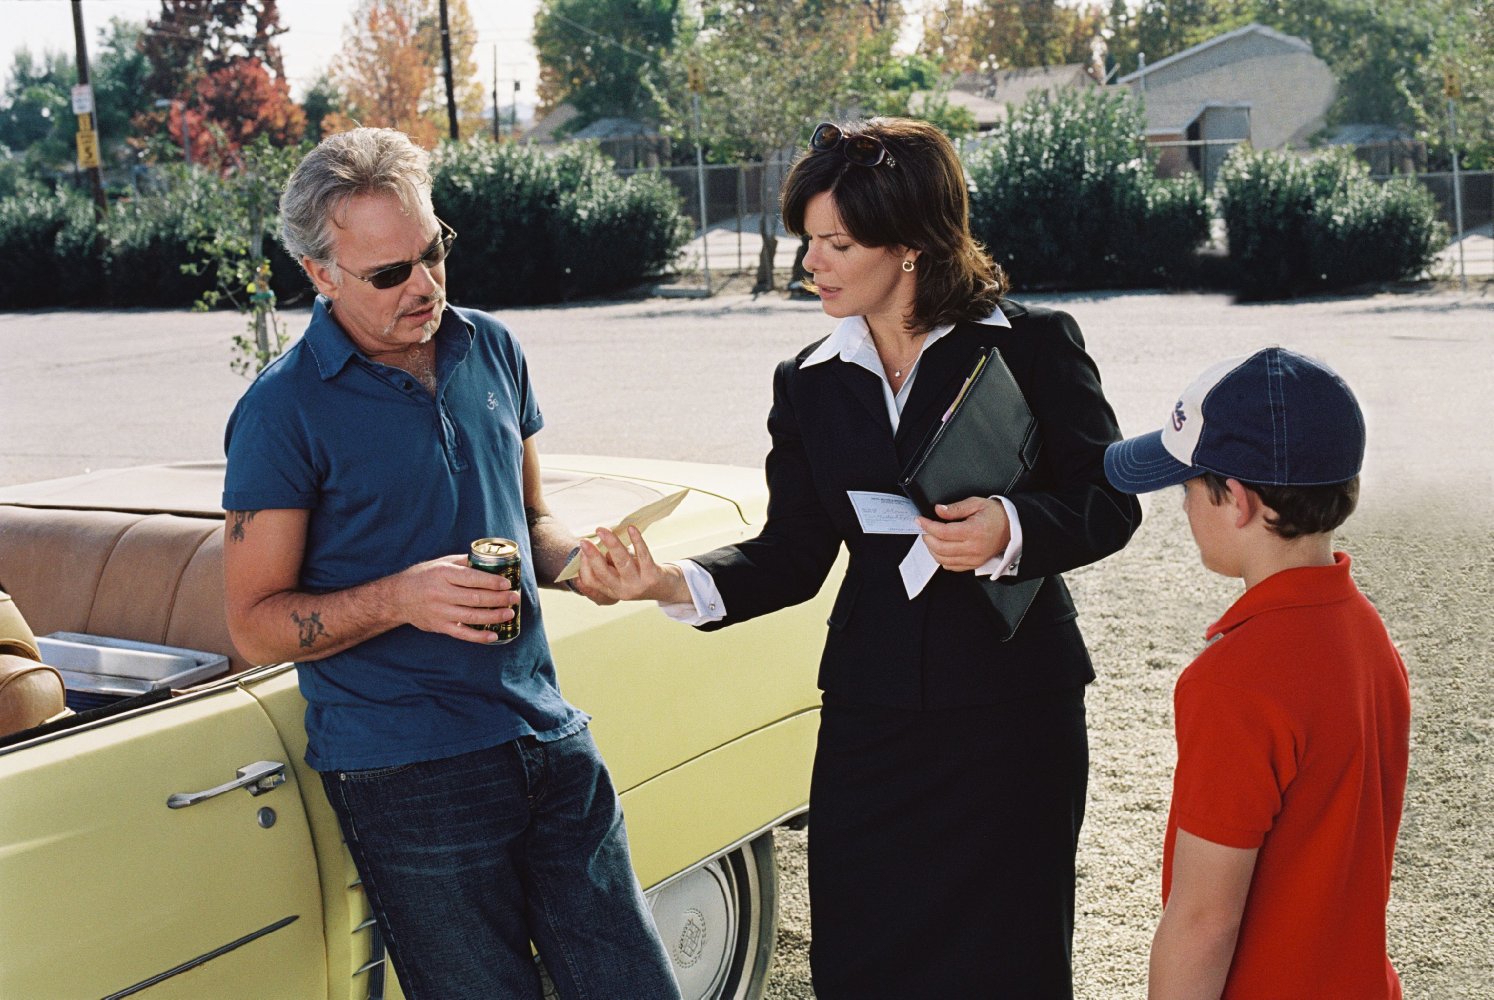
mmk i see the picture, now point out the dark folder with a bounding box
[900,347,1043,640]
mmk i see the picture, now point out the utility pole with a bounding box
[439,0,459,141]
[492,45,501,141]
[69,0,107,216]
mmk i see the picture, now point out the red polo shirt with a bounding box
[1163,553,1410,999]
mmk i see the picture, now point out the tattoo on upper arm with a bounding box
[228,510,259,543]
[290,610,328,649]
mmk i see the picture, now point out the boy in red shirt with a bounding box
[1104,348,1411,1000]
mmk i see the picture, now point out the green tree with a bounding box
[0,49,73,168]
[919,0,1109,72]
[1253,0,1437,129]
[534,0,678,125]
[92,18,154,159]
[300,75,345,143]
[1434,0,1493,166]
[0,20,154,175]
[660,0,867,291]
[136,0,301,167]
[140,0,291,100]
[1127,0,1252,74]
[1250,0,1493,164]
[848,44,978,137]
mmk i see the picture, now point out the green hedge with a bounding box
[432,139,689,306]
[0,139,690,310]
[0,182,96,308]
[0,169,280,309]
[964,90,1210,289]
[1217,148,1446,299]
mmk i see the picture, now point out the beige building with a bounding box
[1118,23,1336,185]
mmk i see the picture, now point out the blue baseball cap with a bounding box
[1104,347,1365,494]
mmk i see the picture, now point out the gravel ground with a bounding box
[0,284,1488,998]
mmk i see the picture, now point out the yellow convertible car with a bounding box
[0,456,832,1000]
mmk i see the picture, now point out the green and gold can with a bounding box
[468,537,521,644]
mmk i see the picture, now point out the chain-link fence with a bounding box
[616,148,1494,282]
[1375,169,1493,233]
[618,157,796,276]
[1371,169,1493,282]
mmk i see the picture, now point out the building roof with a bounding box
[570,117,662,141]
[1117,23,1312,85]
[918,63,1098,128]
[522,102,580,144]
[952,63,1097,102]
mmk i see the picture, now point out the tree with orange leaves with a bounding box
[135,0,304,170]
[168,58,307,172]
[322,0,485,147]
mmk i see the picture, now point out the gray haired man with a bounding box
[221,127,680,999]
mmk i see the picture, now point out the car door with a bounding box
[0,683,327,999]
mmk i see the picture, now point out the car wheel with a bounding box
[649,830,780,1000]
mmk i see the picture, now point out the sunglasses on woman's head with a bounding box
[337,218,458,290]
[809,123,896,168]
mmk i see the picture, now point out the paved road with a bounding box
[3,287,1489,510]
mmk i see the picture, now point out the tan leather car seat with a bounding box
[0,589,68,738]
[0,589,41,661]
[0,655,66,737]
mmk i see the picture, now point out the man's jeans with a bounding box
[321,729,682,1000]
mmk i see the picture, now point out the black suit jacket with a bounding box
[694,301,1142,709]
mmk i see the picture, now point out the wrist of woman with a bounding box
[650,563,690,605]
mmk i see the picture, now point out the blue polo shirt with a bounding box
[223,298,587,771]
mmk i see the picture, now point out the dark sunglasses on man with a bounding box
[809,122,896,168]
[338,218,458,290]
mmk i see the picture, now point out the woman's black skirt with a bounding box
[807,687,1090,999]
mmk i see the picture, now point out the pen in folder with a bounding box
[942,353,989,422]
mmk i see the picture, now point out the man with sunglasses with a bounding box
[221,127,681,1000]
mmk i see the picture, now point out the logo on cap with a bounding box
[1171,400,1187,432]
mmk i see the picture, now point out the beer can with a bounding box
[468,537,521,644]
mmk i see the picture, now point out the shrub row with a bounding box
[0,121,1451,310]
[1216,148,1446,299]
[0,167,294,310]
[0,140,690,310]
[432,141,690,306]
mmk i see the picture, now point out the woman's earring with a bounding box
[902,259,915,272]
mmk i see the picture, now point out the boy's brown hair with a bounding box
[1198,471,1360,539]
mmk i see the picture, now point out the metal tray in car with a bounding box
[37,632,228,703]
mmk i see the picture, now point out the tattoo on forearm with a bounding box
[228,510,259,543]
[290,610,328,649]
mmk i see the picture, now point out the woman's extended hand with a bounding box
[574,525,690,606]
[917,497,1011,573]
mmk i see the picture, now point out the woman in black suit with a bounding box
[577,117,1142,999]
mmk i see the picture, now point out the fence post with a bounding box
[692,91,712,295]
[1446,99,1467,289]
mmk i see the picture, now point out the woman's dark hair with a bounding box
[781,117,1008,332]
[1198,471,1360,539]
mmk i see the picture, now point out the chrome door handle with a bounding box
[167,760,286,809]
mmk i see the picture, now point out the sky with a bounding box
[1,0,543,107]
